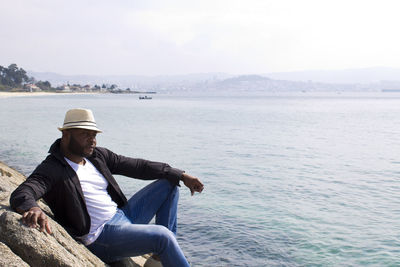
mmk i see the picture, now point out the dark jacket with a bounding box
[10,139,184,239]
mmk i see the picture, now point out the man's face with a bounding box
[66,128,97,158]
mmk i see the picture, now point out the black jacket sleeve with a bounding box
[98,147,184,185]
[10,161,55,212]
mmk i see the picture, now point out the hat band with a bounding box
[63,121,97,127]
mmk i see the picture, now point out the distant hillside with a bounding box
[220,75,270,83]
[266,67,400,84]
[210,75,377,92]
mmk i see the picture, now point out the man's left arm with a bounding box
[99,147,204,194]
[100,147,184,184]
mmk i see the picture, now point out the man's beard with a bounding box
[68,134,93,158]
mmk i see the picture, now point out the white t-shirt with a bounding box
[65,157,118,245]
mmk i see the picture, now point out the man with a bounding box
[10,108,204,267]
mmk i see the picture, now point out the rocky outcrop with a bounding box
[0,161,147,267]
[0,241,29,267]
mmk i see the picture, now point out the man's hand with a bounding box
[21,207,52,234]
[182,173,204,196]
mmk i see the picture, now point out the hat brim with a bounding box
[58,125,102,133]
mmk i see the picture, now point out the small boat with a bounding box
[139,96,152,100]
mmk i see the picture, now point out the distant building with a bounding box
[24,84,41,92]
[83,85,92,92]
[57,85,71,92]
[70,85,84,92]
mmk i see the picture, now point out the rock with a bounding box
[0,161,147,267]
[0,241,29,267]
[0,211,106,266]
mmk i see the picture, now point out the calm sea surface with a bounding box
[1,92,400,266]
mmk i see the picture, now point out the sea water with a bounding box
[1,92,400,266]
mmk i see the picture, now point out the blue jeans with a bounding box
[87,179,190,267]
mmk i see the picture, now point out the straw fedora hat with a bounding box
[58,108,102,132]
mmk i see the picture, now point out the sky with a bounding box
[1,0,400,76]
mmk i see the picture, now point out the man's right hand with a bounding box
[21,207,52,234]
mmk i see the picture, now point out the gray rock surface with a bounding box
[0,241,29,267]
[0,161,146,267]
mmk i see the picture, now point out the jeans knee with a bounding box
[154,225,176,253]
[157,225,175,241]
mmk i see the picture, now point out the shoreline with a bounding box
[0,92,102,98]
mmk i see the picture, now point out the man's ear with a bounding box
[61,129,70,140]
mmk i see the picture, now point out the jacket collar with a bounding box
[48,138,68,166]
